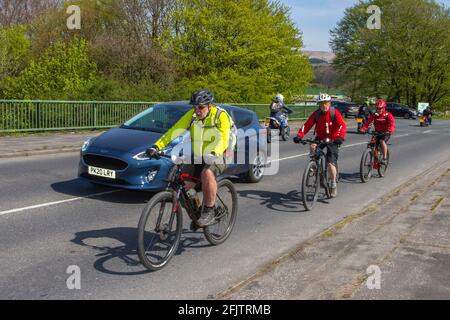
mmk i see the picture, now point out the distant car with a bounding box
[78,102,267,191]
[331,101,360,118]
[386,103,418,119]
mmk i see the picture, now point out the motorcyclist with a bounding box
[423,107,433,126]
[358,101,371,122]
[360,99,396,165]
[269,94,294,132]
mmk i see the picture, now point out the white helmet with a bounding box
[317,93,332,103]
[275,94,284,103]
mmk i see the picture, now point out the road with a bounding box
[1,119,449,299]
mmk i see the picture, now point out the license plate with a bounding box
[88,166,116,179]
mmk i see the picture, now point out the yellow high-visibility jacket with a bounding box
[154,106,231,158]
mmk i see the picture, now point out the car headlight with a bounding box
[81,139,91,152]
[134,135,187,161]
[133,149,170,161]
[133,151,151,161]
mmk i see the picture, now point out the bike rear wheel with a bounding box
[360,148,373,183]
[137,191,182,271]
[204,179,238,245]
[378,149,390,177]
[302,161,319,211]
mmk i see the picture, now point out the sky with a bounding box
[281,0,450,52]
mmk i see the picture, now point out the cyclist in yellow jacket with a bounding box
[146,89,232,227]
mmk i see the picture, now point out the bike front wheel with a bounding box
[302,161,319,211]
[360,148,373,183]
[204,179,238,245]
[281,126,290,141]
[137,191,183,271]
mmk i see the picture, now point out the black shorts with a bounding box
[377,133,391,143]
[315,139,339,166]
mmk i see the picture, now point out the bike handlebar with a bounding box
[300,138,333,146]
[370,132,389,137]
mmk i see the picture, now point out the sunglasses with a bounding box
[194,105,208,110]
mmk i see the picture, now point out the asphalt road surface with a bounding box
[1,119,449,299]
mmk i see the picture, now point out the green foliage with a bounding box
[1,0,313,103]
[171,0,312,102]
[331,0,450,107]
[0,25,31,80]
[4,38,97,100]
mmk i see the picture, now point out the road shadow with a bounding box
[238,189,307,213]
[339,172,362,184]
[71,227,210,275]
[51,178,152,204]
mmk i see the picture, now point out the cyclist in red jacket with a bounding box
[294,93,347,198]
[361,99,395,165]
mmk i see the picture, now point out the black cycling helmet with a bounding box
[189,89,214,105]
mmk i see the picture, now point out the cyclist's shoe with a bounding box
[379,158,387,165]
[330,181,338,198]
[197,206,216,227]
[190,221,200,232]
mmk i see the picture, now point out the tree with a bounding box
[27,0,177,86]
[331,0,450,107]
[0,0,62,26]
[0,25,31,80]
[4,37,96,99]
[171,0,312,102]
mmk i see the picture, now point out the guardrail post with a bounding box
[93,102,97,128]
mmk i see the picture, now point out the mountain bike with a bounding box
[300,139,339,211]
[137,152,238,271]
[360,132,390,183]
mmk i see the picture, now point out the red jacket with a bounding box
[297,108,347,141]
[361,111,395,134]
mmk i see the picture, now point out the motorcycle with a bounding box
[419,115,429,127]
[265,112,290,143]
[357,116,365,133]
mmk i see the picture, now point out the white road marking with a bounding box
[423,130,432,134]
[268,133,411,165]
[0,190,121,217]
[0,131,420,217]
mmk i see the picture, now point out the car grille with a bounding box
[83,154,128,170]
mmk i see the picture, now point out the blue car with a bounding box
[78,102,267,191]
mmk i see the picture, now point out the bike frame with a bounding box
[367,133,385,170]
[164,163,202,223]
[304,139,333,189]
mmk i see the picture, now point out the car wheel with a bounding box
[244,151,266,183]
[404,113,410,119]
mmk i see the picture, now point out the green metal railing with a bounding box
[0,100,317,133]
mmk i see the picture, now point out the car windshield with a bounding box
[121,105,189,134]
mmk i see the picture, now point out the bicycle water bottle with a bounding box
[187,189,201,209]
